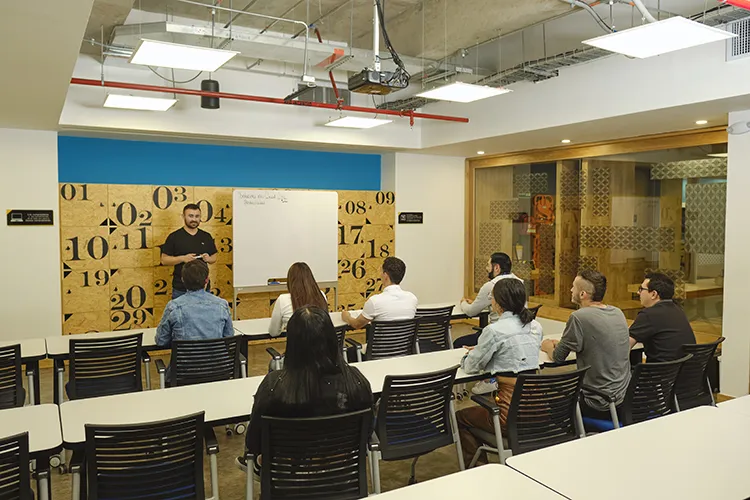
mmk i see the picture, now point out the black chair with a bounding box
[0,344,25,409]
[583,354,692,431]
[370,366,462,493]
[415,306,454,352]
[246,408,372,500]
[71,411,218,500]
[0,432,33,500]
[468,367,588,466]
[346,319,418,362]
[674,337,725,410]
[267,324,349,370]
[156,336,245,388]
[67,333,144,400]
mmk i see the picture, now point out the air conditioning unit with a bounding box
[295,84,351,106]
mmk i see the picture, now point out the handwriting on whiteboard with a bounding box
[237,192,289,206]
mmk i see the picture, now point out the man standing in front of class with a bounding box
[161,203,218,299]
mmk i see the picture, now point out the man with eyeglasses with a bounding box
[629,273,696,363]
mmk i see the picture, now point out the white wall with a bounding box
[0,129,62,339]
[382,153,465,304]
[722,110,750,397]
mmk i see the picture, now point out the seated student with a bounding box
[341,256,418,329]
[236,306,374,474]
[629,273,696,362]
[155,260,234,382]
[541,270,631,421]
[269,262,328,337]
[455,278,542,466]
[454,252,522,348]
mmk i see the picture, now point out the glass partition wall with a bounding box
[470,137,727,335]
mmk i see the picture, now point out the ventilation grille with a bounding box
[728,17,750,60]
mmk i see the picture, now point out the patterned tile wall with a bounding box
[514,173,549,197]
[685,183,726,255]
[580,226,675,252]
[651,158,727,180]
[489,199,521,220]
[591,166,610,217]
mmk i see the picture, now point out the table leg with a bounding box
[240,337,249,377]
[56,361,65,404]
[26,360,40,405]
[36,469,50,500]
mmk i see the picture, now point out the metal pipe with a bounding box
[372,0,381,71]
[558,0,614,33]
[177,0,311,77]
[631,0,657,22]
[70,77,470,123]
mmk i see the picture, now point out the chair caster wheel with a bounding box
[49,455,61,468]
[462,389,469,397]
[235,423,247,435]
[226,429,234,437]
[58,465,68,475]
[456,393,463,402]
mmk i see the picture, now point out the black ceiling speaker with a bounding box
[201,79,220,109]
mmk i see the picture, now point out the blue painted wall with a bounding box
[58,136,381,190]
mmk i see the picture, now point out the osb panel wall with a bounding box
[59,183,395,334]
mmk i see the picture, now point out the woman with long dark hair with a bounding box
[454,278,543,466]
[268,262,328,337]
[237,306,373,474]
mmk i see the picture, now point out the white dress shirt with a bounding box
[360,284,418,322]
[268,291,328,337]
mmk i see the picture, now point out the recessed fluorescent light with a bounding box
[324,116,392,129]
[561,139,571,144]
[696,119,709,125]
[477,151,485,155]
[103,94,177,111]
[582,17,736,59]
[707,153,728,158]
[130,39,239,72]
[416,82,512,103]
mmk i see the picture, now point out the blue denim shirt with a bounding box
[460,311,543,375]
[156,290,234,347]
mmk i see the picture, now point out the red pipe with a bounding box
[70,77,469,123]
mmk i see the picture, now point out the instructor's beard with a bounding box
[187,221,199,228]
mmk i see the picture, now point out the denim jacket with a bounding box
[460,311,543,375]
[156,290,234,347]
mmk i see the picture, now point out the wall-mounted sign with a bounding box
[398,212,423,224]
[6,210,54,226]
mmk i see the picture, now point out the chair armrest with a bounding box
[582,384,616,403]
[155,359,167,374]
[141,351,151,363]
[266,347,282,360]
[204,426,219,455]
[368,431,380,452]
[470,394,500,415]
[345,338,362,349]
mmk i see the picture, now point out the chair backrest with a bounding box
[622,354,692,426]
[335,325,348,351]
[85,412,205,500]
[674,337,725,409]
[365,319,418,361]
[260,409,371,500]
[507,367,588,455]
[0,344,24,409]
[375,365,458,461]
[69,333,143,400]
[171,336,241,387]
[0,432,32,500]
[529,305,542,319]
[415,306,453,352]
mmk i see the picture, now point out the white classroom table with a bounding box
[375,464,564,499]
[59,377,259,447]
[45,328,159,358]
[717,394,750,417]
[0,404,62,499]
[232,312,348,339]
[507,406,750,500]
[0,338,46,405]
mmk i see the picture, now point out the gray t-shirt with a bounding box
[553,306,631,411]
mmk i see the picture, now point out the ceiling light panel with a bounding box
[104,94,177,111]
[130,39,239,72]
[416,82,511,103]
[583,17,736,59]
[324,117,392,129]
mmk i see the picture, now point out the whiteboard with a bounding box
[232,189,339,289]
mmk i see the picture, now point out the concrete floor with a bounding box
[37,322,490,499]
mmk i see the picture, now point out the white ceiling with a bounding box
[0,0,96,129]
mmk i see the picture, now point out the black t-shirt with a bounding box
[160,228,218,290]
[629,300,696,362]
